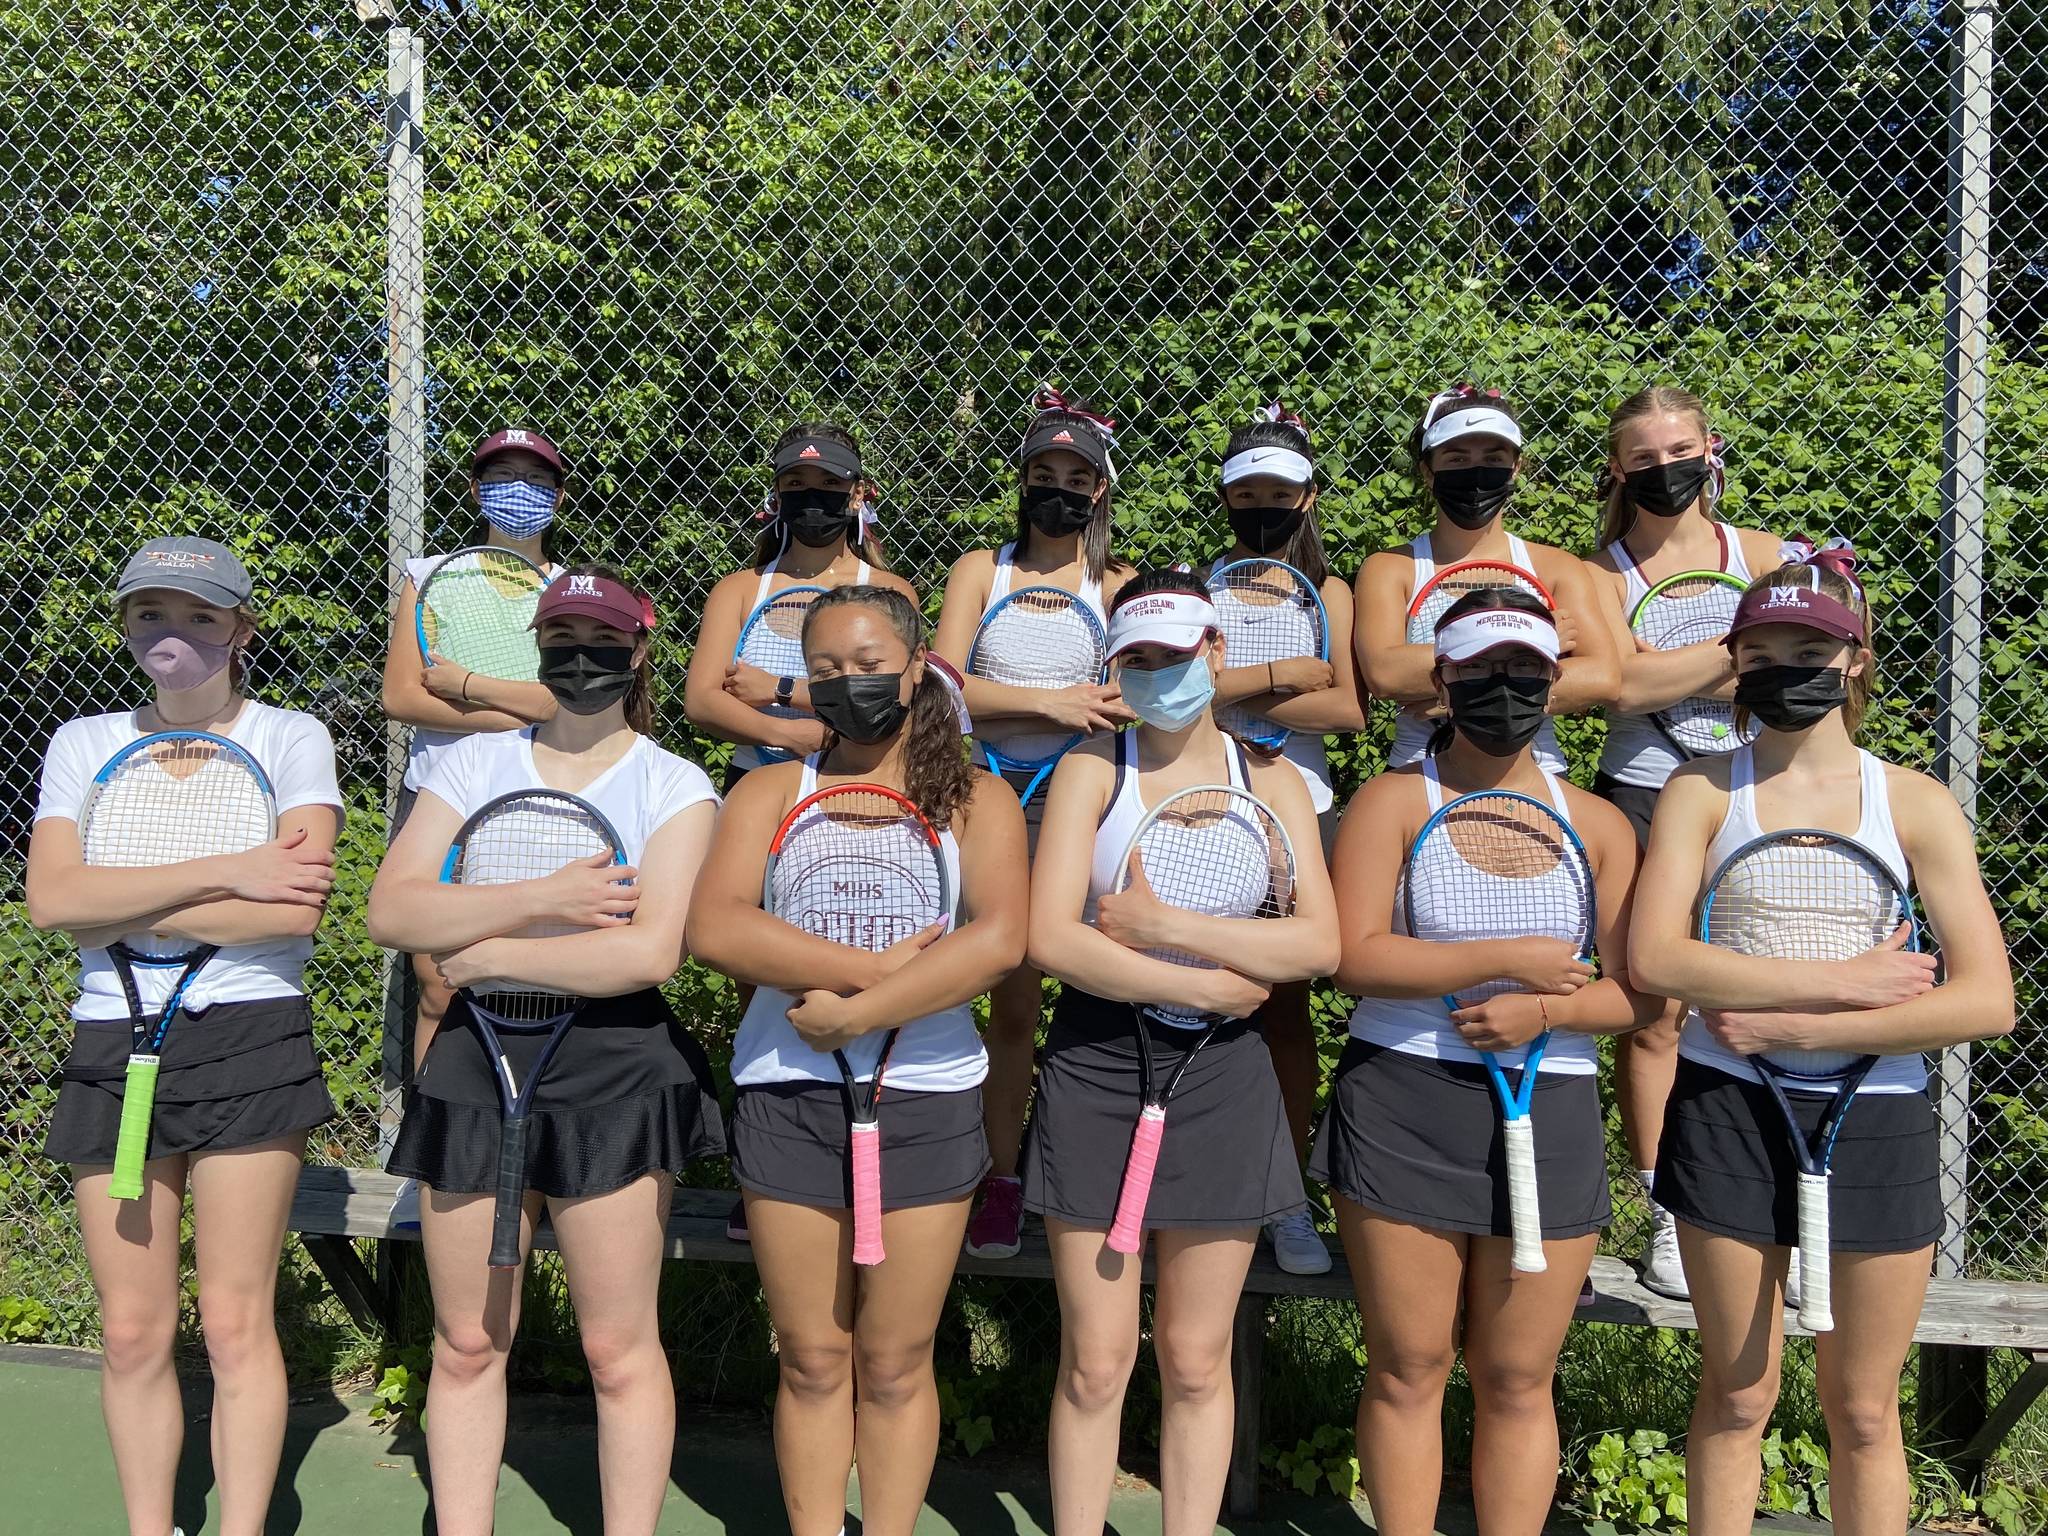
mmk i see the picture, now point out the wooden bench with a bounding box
[292,1164,2048,1516]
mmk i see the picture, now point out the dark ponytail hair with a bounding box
[1220,408,1329,587]
[554,560,658,735]
[1015,394,1129,588]
[801,584,977,827]
[1423,584,1556,757]
[751,420,894,573]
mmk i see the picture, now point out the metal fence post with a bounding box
[1923,0,1997,1475]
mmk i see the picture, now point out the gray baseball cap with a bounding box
[115,537,253,609]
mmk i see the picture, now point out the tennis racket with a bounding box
[1206,559,1329,751]
[735,583,832,765]
[79,732,278,1199]
[1402,790,1598,1273]
[1406,559,1554,643]
[1629,569,1755,758]
[967,585,1109,804]
[763,783,952,1264]
[1697,829,1917,1332]
[414,545,549,680]
[440,789,628,1269]
[1105,785,1296,1254]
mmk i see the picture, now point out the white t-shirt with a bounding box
[419,727,717,869]
[36,702,345,1021]
[401,553,559,791]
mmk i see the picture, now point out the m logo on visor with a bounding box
[1761,588,1810,611]
[505,429,531,445]
[567,575,600,597]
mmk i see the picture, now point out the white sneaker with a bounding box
[390,1177,421,1232]
[1638,1202,1689,1300]
[1265,1207,1332,1276]
[1784,1248,1804,1312]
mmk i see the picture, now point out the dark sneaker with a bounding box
[963,1175,1024,1259]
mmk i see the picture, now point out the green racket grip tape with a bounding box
[107,1055,161,1200]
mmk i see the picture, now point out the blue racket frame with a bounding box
[966,584,1109,804]
[412,544,550,669]
[733,582,833,766]
[1205,559,1330,751]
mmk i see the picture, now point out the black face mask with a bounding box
[1226,500,1306,556]
[1733,665,1847,733]
[1019,484,1095,538]
[810,672,909,743]
[538,644,636,715]
[1622,456,1713,519]
[779,487,855,548]
[1431,465,1516,530]
[1445,673,1551,757]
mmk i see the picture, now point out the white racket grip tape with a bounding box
[1795,1170,1834,1333]
[1502,1115,1547,1274]
[1107,1105,1167,1255]
[849,1119,885,1266]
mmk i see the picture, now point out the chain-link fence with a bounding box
[3,0,2044,1493]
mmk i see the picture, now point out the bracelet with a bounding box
[460,672,473,703]
[1267,661,1276,692]
[1538,997,1550,1027]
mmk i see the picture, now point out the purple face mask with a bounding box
[126,625,236,691]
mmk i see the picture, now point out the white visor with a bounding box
[1107,591,1218,659]
[1420,405,1524,454]
[1221,445,1313,486]
[924,654,973,736]
[1435,607,1559,665]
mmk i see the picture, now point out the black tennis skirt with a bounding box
[45,995,335,1165]
[1592,772,1660,849]
[1309,1038,1610,1241]
[1654,1056,1941,1253]
[732,1080,989,1210]
[387,988,726,1199]
[1022,988,1304,1231]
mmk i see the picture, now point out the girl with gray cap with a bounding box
[25,535,343,1536]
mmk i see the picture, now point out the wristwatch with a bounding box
[775,675,795,705]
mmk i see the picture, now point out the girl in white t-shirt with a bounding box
[26,535,344,1536]
[381,427,568,1069]
[370,565,722,1536]
[687,585,1026,1536]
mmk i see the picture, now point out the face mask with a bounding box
[1623,456,1713,518]
[1733,664,1848,733]
[1445,673,1551,757]
[1119,653,1216,731]
[1226,501,1306,555]
[810,673,909,743]
[1020,484,1095,537]
[778,488,855,548]
[538,644,636,714]
[479,479,559,540]
[1431,465,1516,529]
[127,625,235,691]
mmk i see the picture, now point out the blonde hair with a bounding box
[1730,561,1874,737]
[1599,385,1715,547]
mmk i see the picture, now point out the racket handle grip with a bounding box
[488,1116,531,1271]
[108,1056,161,1201]
[1502,1115,1547,1275]
[1795,1171,1834,1333]
[850,1119,885,1266]
[1107,1106,1167,1256]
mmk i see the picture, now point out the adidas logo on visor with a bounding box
[799,444,822,460]
[1052,430,1074,444]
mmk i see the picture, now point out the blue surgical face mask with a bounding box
[479,478,559,539]
[1118,652,1215,731]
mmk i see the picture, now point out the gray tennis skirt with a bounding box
[1653,1057,1940,1252]
[1022,990,1304,1231]
[46,996,334,1165]
[1309,1038,1610,1241]
[732,1080,989,1210]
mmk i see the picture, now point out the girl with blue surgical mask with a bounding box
[381,428,568,1070]
[1022,568,1339,1536]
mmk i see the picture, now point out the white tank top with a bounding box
[1081,732,1254,1030]
[968,541,1109,772]
[1598,525,1753,790]
[731,553,873,774]
[1204,555,1335,814]
[1346,760,1598,1074]
[1390,533,1567,773]
[730,755,986,1091]
[1678,746,1924,1094]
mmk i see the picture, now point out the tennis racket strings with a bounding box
[772,789,948,954]
[971,587,1107,765]
[1130,789,1294,1024]
[83,737,276,963]
[1703,834,1911,1079]
[1208,562,1323,744]
[447,793,622,1021]
[1407,563,1549,643]
[1632,573,1751,755]
[419,549,547,680]
[1402,796,1595,996]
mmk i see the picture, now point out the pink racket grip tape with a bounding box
[1106,1105,1167,1255]
[849,1119,885,1266]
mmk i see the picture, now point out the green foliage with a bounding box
[935,1373,998,1457]
[368,1346,431,1432]
[1568,1429,1690,1532]
[1755,1428,1832,1521]
[0,1294,55,1343]
[1261,1422,1359,1499]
